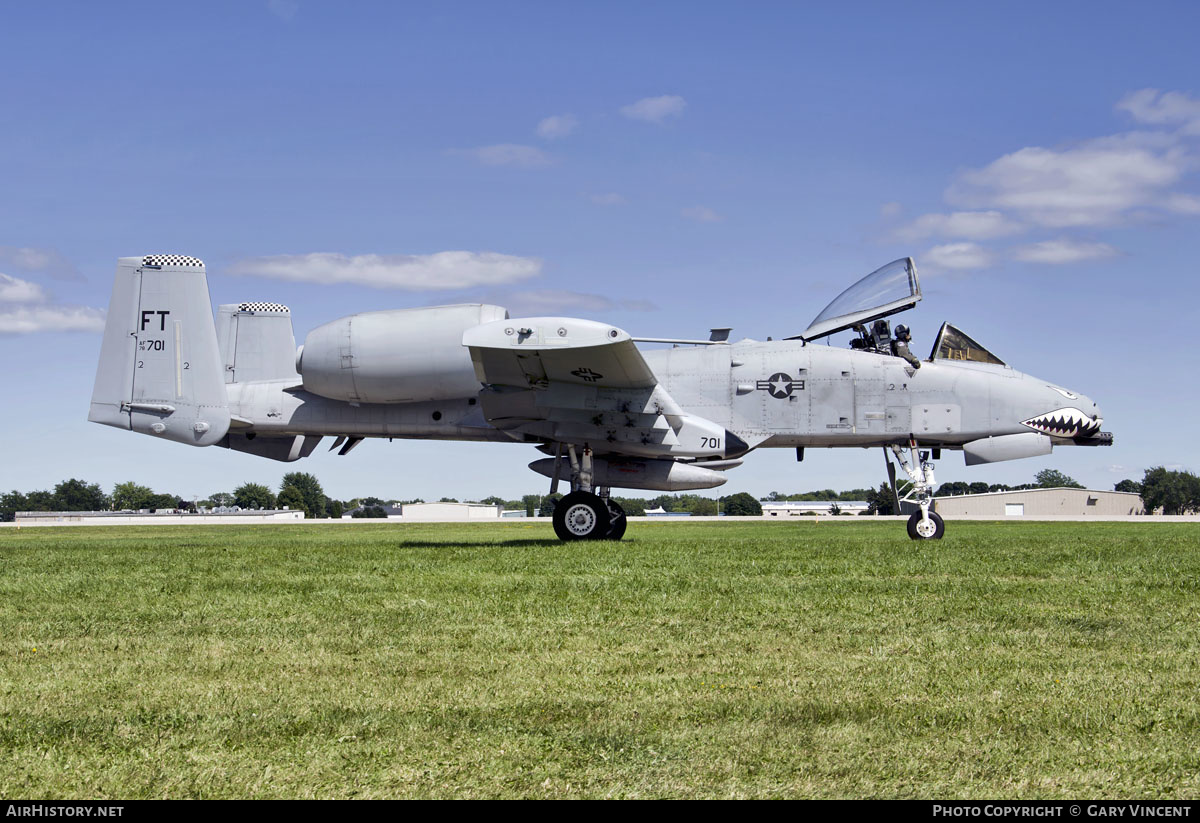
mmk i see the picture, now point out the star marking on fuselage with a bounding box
[756,372,805,399]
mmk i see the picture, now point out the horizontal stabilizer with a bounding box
[222,433,323,462]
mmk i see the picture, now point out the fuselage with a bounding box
[224,338,1102,456]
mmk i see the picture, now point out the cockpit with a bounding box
[794,257,1007,368]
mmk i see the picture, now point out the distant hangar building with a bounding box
[342,502,511,520]
[762,501,869,517]
[401,502,506,520]
[934,487,1144,518]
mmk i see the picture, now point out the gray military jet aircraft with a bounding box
[89,255,1110,541]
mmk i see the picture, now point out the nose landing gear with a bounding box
[886,440,944,540]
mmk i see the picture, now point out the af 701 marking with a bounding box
[90,255,1111,542]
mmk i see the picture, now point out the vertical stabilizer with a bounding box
[88,255,230,447]
[216,302,299,383]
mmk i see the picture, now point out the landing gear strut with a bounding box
[886,440,944,540]
[549,444,627,541]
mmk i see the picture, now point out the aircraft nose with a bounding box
[1061,391,1111,445]
[1020,385,1103,439]
[1073,391,1102,427]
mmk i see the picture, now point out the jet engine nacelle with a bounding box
[297,304,507,404]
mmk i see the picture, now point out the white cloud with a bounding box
[946,134,1189,228]
[1165,193,1200,214]
[621,95,686,124]
[497,289,657,316]
[0,273,47,303]
[0,305,105,335]
[1013,239,1121,265]
[590,193,626,206]
[879,201,903,218]
[1117,88,1200,135]
[681,205,723,223]
[895,210,1023,241]
[536,114,579,140]
[923,243,993,271]
[227,251,543,291]
[895,91,1200,275]
[0,246,82,280]
[0,260,104,334]
[450,144,553,167]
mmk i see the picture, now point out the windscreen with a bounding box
[931,323,1005,366]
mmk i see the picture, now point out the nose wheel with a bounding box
[907,510,944,540]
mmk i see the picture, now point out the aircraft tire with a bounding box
[907,510,945,540]
[553,491,611,541]
[604,500,627,541]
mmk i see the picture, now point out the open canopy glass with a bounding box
[797,257,921,341]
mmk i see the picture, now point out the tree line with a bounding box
[4,467,1197,522]
[0,473,341,522]
[1118,468,1200,515]
[0,479,765,521]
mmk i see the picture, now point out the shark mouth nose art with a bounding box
[1021,407,1102,438]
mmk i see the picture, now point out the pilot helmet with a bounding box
[895,324,911,341]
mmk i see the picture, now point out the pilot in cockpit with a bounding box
[892,324,921,369]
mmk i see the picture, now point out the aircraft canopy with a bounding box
[797,257,921,341]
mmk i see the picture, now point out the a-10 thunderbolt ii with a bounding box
[89,254,1110,541]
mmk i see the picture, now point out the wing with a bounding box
[463,317,746,459]
[464,316,657,390]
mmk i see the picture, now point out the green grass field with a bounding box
[1,520,1198,799]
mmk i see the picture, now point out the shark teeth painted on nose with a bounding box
[1021,407,1102,438]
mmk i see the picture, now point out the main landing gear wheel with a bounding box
[552,491,611,541]
[605,500,627,541]
[907,510,945,540]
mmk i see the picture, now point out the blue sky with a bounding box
[2,1,1198,501]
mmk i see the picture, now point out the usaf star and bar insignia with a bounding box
[756,372,805,399]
